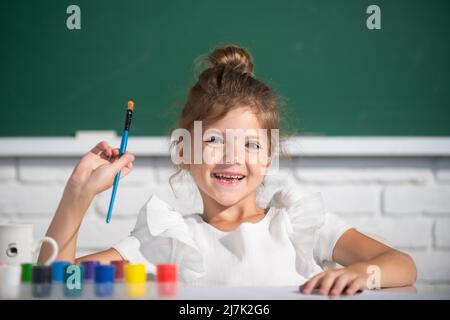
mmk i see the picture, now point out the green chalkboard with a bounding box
[0,0,449,137]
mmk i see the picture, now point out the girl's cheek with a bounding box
[188,165,201,179]
[258,166,268,178]
[258,150,271,167]
[247,152,259,165]
[247,151,270,169]
[247,164,267,182]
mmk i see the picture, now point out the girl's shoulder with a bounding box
[131,194,219,241]
[267,188,327,220]
[136,194,204,225]
[130,194,194,239]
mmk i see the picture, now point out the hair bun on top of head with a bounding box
[207,44,254,76]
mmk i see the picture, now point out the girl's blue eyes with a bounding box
[246,142,261,150]
[204,137,261,150]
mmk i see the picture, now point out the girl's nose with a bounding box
[223,139,245,164]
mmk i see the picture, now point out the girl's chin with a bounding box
[213,197,242,207]
[204,177,256,206]
[210,190,245,206]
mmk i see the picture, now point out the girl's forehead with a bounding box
[206,108,263,130]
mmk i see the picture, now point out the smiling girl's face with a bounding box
[183,107,271,208]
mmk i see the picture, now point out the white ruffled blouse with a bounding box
[113,189,353,286]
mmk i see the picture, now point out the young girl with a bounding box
[38,45,416,296]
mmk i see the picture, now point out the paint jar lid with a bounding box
[51,261,71,283]
[111,260,128,280]
[21,263,37,283]
[81,261,100,280]
[63,264,84,284]
[94,265,115,283]
[32,265,52,284]
[124,264,146,284]
[156,264,177,283]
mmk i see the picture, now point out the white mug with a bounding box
[0,224,58,266]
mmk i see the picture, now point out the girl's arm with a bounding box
[38,141,135,264]
[75,248,123,265]
[300,229,417,296]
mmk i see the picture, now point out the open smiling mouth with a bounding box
[211,173,246,185]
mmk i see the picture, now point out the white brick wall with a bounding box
[0,158,15,180]
[1,154,449,284]
[436,159,450,181]
[384,186,450,215]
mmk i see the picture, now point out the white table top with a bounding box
[1,283,449,300]
[176,284,450,300]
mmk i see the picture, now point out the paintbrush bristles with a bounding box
[127,100,134,111]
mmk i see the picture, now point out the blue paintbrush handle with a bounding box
[106,130,129,223]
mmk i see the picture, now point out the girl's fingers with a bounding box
[89,141,110,156]
[319,273,339,296]
[330,274,356,296]
[299,274,319,293]
[301,269,367,296]
[345,278,365,296]
[120,166,131,178]
[111,151,135,174]
[120,161,134,178]
[110,148,120,160]
[83,141,113,165]
[300,272,326,294]
[99,148,113,161]
[105,147,113,159]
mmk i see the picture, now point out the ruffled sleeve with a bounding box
[269,188,354,275]
[113,194,204,282]
[269,189,326,277]
[313,212,354,270]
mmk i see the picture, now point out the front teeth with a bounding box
[213,173,244,179]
